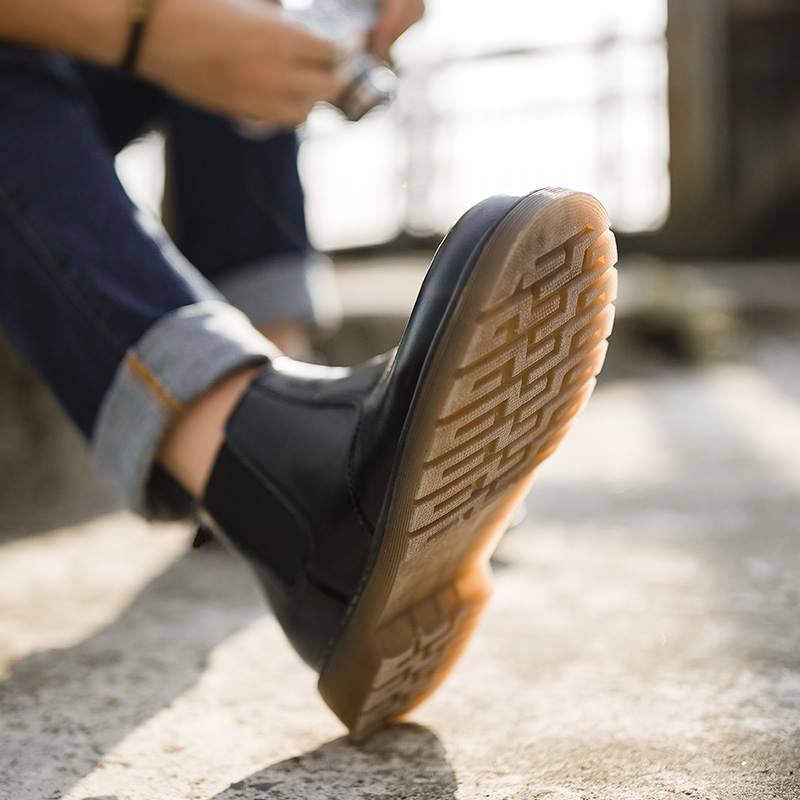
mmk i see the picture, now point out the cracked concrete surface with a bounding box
[1,299,800,798]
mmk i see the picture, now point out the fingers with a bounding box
[281,21,343,97]
[137,0,344,125]
[290,21,339,67]
[369,0,425,61]
[249,64,342,127]
[243,21,341,125]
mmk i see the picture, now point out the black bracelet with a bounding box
[120,0,152,74]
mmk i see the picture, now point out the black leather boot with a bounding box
[201,188,617,739]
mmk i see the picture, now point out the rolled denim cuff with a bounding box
[91,300,276,519]
[214,251,342,330]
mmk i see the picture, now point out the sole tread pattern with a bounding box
[321,192,618,741]
[407,227,616,557]
[352,579,488,738]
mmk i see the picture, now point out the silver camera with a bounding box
[331,50,397,121]
[287,0,397,121]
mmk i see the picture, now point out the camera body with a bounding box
[331,50,398,121]
[287,0,397,121]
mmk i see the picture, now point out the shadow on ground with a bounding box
[75,725,455,800]
[0,549,262,797]
[208,725,456,800]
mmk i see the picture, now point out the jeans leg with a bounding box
[76,61,166,154]
[164,103,340,329]
[0,48,273,517]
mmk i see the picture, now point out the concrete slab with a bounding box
[2,316,800,799]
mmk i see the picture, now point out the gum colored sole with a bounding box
[318,189,618,740]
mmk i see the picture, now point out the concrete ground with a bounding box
[1,261,800,799]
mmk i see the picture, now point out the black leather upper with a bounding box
[202,193,524,671]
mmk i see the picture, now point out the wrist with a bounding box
[66,0,131,66]
[0,0,130,67]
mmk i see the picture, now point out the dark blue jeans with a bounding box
[79,62,334,310]
[0,45,322,517]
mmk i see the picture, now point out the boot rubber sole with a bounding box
[318,188,617,740]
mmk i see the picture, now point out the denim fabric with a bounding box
[0,47,218,436]
[166,105,341,327]
[0,46,274,516]
[215,250,341,328]
[92,300,275,517]
[79,64,339,328]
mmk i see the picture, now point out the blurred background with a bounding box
[1,0,799,532]
[300,0,670,249]
[2,3,800,794]
[113,0,800,256]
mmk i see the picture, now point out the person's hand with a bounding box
[368,0,425,62]
[138,0,341,127]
